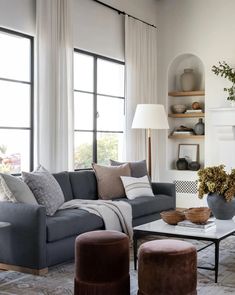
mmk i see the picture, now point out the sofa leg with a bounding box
[0,263,48,275]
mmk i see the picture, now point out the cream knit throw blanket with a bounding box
[59,199,133,240]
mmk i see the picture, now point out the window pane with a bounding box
[0,80,30,127]
[74,132,93,169]
[74,52,94,92]
[0,129,30,173]
[97,132,123,165]
[74,92,93,130]
[97,96,124,132]
[97,59,124,97]
[0,31,31,82]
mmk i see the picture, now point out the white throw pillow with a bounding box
[0,174,38,204]
[0,175,17,202]
[120,175,154,200]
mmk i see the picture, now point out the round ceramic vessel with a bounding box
[172,104,186,114]
[180,68,196,92]
[194,118,205,135]
[207,193,235,220]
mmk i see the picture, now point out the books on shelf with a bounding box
[172,131,194,135]
[175,220,216,233]
[185,109,203,113]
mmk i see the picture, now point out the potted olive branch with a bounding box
[212,61,235,102]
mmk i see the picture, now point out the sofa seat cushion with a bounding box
[117,195,175,219]
[46,209,104,242]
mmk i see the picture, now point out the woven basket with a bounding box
[160,210,185,225]
[185,207,211,224]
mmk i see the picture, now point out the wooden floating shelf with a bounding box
[168,134,205,139]
[168,90,205,97]
[168,113,205,118]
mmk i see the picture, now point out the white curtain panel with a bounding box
[36,0,74,172]
[125,15,158,180]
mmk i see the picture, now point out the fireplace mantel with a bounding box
[210,107,235,126]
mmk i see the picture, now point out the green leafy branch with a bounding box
[212,61,235,101]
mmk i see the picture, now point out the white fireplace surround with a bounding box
[210,107,235,140]
[210,107,235,169]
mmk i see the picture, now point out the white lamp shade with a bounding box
[132,104,169,129]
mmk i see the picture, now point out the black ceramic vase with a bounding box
[194,118,205,135]
[207,193,235,220]
[176,158,188,170]
[188,161,201,171]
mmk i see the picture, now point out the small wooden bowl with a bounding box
[160,210,185,225]
[184,207,211,224]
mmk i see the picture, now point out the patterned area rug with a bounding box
[0,236,235,294]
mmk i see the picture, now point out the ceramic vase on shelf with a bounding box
[207,193,235,220]
[176,158,188,170]
[180,68,196,92]
[194,118,205,135]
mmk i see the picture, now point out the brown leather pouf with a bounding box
[138,239,197,295]
[74,230,130,295]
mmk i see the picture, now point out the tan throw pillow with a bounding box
[92,163,131,200]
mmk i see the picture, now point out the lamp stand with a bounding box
[147,128,152,179]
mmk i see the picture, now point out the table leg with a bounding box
[214,241,220,283]
[133,235,138,270]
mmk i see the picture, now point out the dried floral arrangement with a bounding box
[198,165,235,202]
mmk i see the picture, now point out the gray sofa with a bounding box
[0,170,176,274]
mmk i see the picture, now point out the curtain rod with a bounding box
[93,0,157,29]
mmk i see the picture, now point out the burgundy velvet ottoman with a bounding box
[138,239,197,295]
[74,230,130,295]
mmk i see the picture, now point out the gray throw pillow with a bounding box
[0,173,37,204]
[92,163,131,200]
[22,166,65,216]
[110,159,148,178]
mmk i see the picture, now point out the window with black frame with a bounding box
[74,50,125,169]
[0,28,33,174]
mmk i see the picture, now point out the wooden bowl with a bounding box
[184,207,211,224]
[160,210,185,225]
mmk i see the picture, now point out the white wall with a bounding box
[0,0,35,35]
[73,0,159,61]
[156,0,235,207]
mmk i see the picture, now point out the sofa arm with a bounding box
[152,182,176,207]
[0,202,47,270]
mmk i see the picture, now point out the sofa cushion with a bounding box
[92,163,131,200]
[110,159,148,178]
[0,174,37,204]
[46,209,104,242]
[69,170,98,200]
[53,172,73,202]
[22,166,65,216]
[120,175,154,199]
[117,195,175,219]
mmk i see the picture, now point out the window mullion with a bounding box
[93,57,98,163]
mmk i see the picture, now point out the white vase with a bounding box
[180,68,196,92]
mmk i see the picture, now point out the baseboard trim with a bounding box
[0,263,48,275]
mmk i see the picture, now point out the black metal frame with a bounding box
[74,48,125,165]
[133,229,235,283]
[0,27,34,173]
[92,0,157,29]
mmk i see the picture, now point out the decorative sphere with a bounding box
[192,102,201,110]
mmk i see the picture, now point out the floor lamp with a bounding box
[131,104,169,179]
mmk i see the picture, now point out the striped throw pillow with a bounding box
[120,175,154,200]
